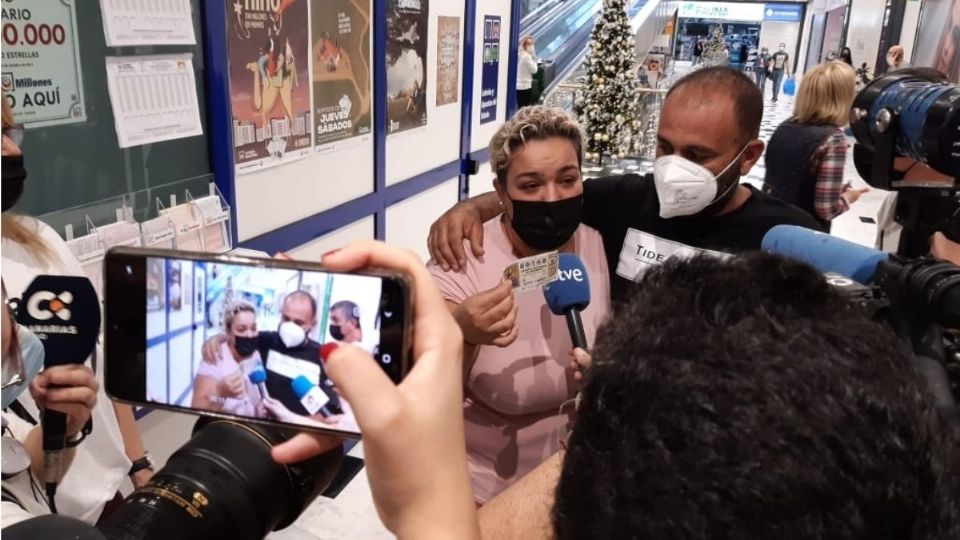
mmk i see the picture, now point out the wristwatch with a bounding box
[128,451,155,476]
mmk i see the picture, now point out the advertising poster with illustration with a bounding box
[311,0,372,149]
[435,16,460,106]
[1,0,86,127]
[386,0,429,134]
[226,0,312,173]
[479,15,501,124]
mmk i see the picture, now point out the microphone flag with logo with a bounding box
[543,253,591,349]
[14,275,101,366]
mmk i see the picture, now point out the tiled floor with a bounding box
[581,82,888,248]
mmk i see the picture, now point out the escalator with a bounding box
[520,0,651,96]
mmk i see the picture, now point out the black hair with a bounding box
[666,66,763,140]
[553,252,959,539]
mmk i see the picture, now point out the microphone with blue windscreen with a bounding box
[761,225,888,283]
[291,375,333,417]
[543,253,591,350]
[248,366,268,400]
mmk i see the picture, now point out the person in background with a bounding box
[428,106,611,504]
[763,62,868,230]
[2,289,101,528]
[769,42,791,102]
[839,46,854,66]
[886,44,909,71]
[516,36,539,108]
[692,39,704,65]
[755,46,771,93]
[1,98,153,524]
[191,301,262,416]
[328,300,362,346]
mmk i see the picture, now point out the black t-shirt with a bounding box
[257,331,342,417]
[582,173,822,300]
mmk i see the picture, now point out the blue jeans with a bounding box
[771,69,784,100]
[755,69,767,93]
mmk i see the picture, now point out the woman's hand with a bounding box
[218,370,247,399]
[29,365,98,437]
[841,185,869,205]
[272,240,478,539]
[452,279,519,347]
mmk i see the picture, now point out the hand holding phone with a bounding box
[271,240,478,538]
[104,246,412,439]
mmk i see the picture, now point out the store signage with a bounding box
[678,2,766,22]
[1,0,86,127]
[479,15,500,124]
[763,4,803,22]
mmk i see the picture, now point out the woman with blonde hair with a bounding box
[516,35,539,107]
[429,106,610,504]
[2,96,154,523]
[762,62,868,229]
[191,300,263,416]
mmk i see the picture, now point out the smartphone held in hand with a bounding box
[103,247,412,438]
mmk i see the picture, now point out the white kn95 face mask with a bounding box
[652,146,747,219]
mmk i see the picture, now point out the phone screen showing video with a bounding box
[105,252,409,437]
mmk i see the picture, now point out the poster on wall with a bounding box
[436,16,460,106]
[226,0,313,174]
[479,15,501,124]
[99,0,196,47]
[0,0,86,127]
[386,0,429,134]
[912,0,960,82]
[311,0,373,149]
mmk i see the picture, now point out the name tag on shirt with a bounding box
[266,350,321,381]
[616,228,728,282]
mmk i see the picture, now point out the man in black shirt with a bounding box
[202,290,342,421]
[428,66,819,300]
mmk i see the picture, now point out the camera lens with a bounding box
[97,420,342,540]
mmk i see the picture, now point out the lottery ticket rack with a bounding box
[38,175,232,296]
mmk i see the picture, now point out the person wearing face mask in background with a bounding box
[516,35,539,108]
[326,300,372,350]
[755,46,771,94]
[2,97,155,524]
[2,284,100,528]
[202,290,343,424]
[427,68,820,302]
[428,106,611,504]
[769,43,791,102]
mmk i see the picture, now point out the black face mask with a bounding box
[234,335,259,358]
[329,324,344,341]
[2,154,26,212]
[508,194,583,251]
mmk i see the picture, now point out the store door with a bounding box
[805,13,827,72]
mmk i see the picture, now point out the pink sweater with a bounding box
[430,218,611,503]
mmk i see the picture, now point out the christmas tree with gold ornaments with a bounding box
[574,0,641,164]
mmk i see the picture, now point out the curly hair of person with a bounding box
[554,252,959,540]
